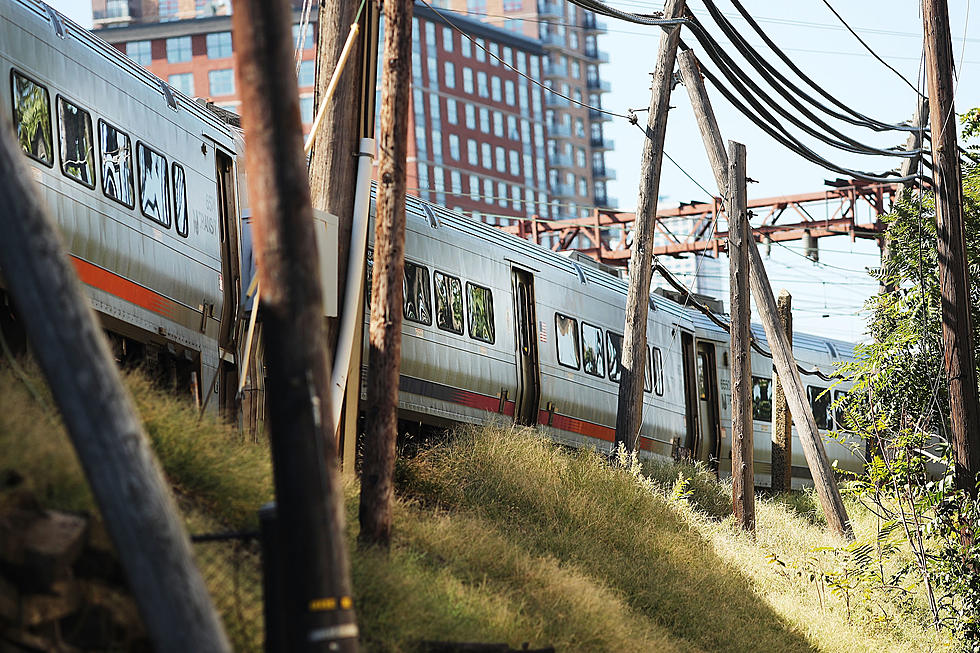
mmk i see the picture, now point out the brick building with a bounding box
[92,1,614,226]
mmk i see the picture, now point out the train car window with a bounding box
[752,376,772,422]
[434,271,464,334]
[644,346,652,392]
[555,313,580,370]
[605,331,623,383]
[653,347,665,396]
[403,261,432,325]
[834,389,848,430]
[11,71,53,167]
[56,96,95,188]
[98,120,134,208]
[808,386,832,430]
[466,282,495,344]
[172,163,188,237]
[136,143,171,228]
[581,322,603,377]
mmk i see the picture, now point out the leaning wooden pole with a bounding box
[615,0,686,450]
[360,0,413,547]
[0,117,229,651]
[231,2,359,650]
[771,290,793,493]
[728,142,755,532]
[678,50,852,538]
[923,0,980,495]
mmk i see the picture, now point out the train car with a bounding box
[0,0,249,412]
[370,194,864,488]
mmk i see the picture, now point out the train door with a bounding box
[215,148,242,416]
[680,331,699,456]
[512,268,540,426]
[695,341,722,468]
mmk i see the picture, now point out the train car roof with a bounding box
[6,0,236,139]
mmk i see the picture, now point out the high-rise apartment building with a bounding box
[92,1,613,226]
[92,0,233,28]
[92,7,318,132]
[443,0,616,213]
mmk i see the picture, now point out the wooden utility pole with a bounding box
[923,0,980,495]
[0,123,229,651]
[360,0,413,547]
[615,0,686,450]
[309,0,380,472]
[231,2,358,650]
[771,290,793,493]
[678,50,851,538]
[728,142,755,531]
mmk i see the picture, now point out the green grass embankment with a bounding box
[0,363,953,652]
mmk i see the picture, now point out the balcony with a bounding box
[549,153,574,168]
[586,78,612,93]
[547,122,572,138]
[593,166,617,181]
[545,93,570,108]
[595,195,618,208]
[542,62,568,77]
[590,136,614,150]
[93,4,132,26]
[540,32,566,49]
[550,183,576,198]
[582,14,608,32]
[584,46,610,63]
[537,1,563,18]
[588,107,612,122]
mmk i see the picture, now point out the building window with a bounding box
[495,146,505,173]
[293,24,314,50]
[125,40,152,66]
[509,150,519,176]
[166,36,192,64]
[467,139,478,165]
[465,104,476,129]
[208,69,235,96]
[469,174,479,200]
[477,71,488,98]
[136,142,171,228]
[479,107,490,133]
[461,36,472,58]
[443,26,453,52]
[403,261,432,325]
[57,96,95,188]
[451,170,462,194]
[300,96,314,123]
[504,80,515,105]
[206,31,232,59]
[502,45,514,66]
[475,38,486,62]
[158,0,178,20]
[555,313,580,369]
[489,42,500,65]
[493,111,503,137]
[444,61,456,88]
[481,142,492,169]
[449,134,460,160]
[462,67,474,94]
[491,76,501,102]
[503,0,522,9]
[297,60,315,87]
[11,71,53,167]
[446,99,458,125]
[168,73,194,96]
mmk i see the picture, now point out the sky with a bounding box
[48,0,979,343]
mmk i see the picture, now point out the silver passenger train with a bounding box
[1,0,863,487]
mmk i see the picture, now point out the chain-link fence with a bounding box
[192,531,264,652]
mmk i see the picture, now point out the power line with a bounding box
[818,0,923,95]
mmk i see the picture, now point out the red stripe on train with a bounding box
[70,256,177,318]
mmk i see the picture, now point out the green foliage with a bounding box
[833,140,980,648]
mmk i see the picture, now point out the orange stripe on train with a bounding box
[70,256,177,318]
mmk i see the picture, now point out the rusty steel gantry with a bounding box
[501,180,896,265]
